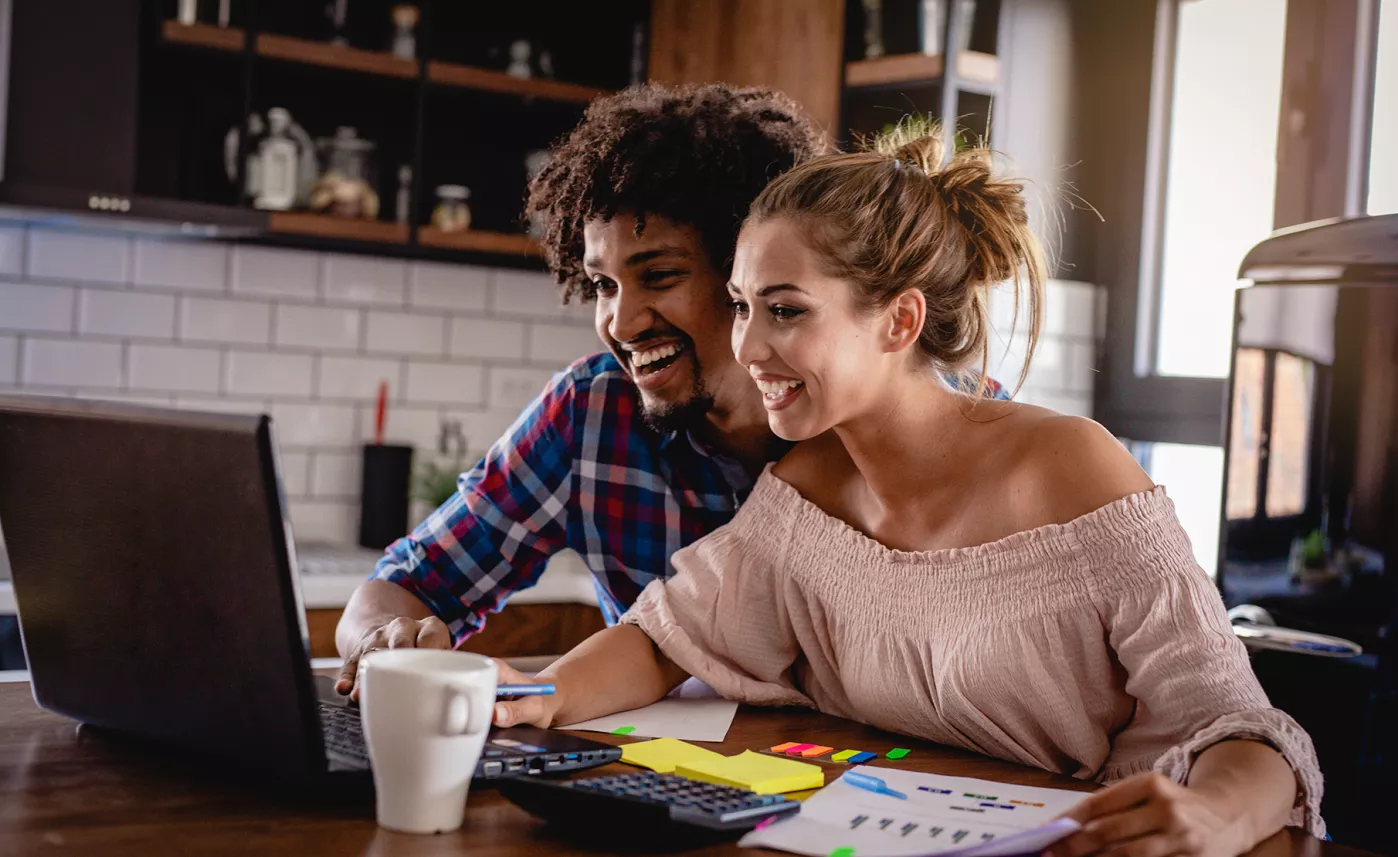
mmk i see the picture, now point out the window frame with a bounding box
[1093,0,1382,448]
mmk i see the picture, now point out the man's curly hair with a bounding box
[525,83,824,304]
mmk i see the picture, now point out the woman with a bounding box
[493,129,1324,855]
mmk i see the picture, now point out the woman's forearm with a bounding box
[1186,738,1297,848]
[536,624,691,726]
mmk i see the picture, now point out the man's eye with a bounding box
[726,298,749,317]
[590,278,617,296]
[643,270,684,286]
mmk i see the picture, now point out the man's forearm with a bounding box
[536,624,690,726]
[335,579,436,657]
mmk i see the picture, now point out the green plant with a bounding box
[413,457,467,508]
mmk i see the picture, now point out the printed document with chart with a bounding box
[740,767,1090,857]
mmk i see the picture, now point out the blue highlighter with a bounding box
[841,771,908,800]
[496,684,556,697]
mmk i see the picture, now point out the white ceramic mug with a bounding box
[358,649,498,834]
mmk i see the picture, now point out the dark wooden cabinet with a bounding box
[0,0,647,264]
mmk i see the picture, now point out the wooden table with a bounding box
[0,680,1370,856]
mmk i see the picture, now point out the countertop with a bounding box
[0,543,598,614]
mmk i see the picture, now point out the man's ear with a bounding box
[883,289,926,353]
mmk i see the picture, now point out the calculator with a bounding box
[498,770,801,837]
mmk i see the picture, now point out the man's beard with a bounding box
[639,352,716,435]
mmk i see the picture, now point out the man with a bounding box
[334,84,1005,698]
[334,84,825,696]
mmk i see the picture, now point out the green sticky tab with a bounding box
[830,848,855,857]
[830,750,859,763]
[886,748,910,760]
[611,726,637,736]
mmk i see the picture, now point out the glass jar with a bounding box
[431,185,472,232]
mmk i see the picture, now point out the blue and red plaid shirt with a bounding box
[372,352,1004,644]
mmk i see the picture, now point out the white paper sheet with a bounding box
[557,698,739,743]
[740,767,1090,857]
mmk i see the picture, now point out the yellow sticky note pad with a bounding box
[619,737,726,774]
[675,750,824,794]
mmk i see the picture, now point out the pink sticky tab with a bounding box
[784,743,815,755]
[770,742,801,753]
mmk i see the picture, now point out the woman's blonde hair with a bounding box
[746,122,1047,398]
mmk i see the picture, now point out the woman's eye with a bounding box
[771,305,805,321]
[726,298,749,317]
[590,278,617,297]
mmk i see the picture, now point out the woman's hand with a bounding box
[492,662,563,729]
[1045,772,1251,857]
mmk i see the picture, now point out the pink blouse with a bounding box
[620,467,1324,837]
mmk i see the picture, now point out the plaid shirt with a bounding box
[373,352,1005,644]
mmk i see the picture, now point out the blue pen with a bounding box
[842,771,907,800]
[496,684,556,697]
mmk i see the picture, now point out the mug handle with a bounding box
[440,685,491,736]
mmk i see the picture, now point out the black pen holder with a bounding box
[358,443,414,550]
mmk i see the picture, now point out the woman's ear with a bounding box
[882,289,925,353]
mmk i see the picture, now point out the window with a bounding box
[1369,0,1397,214]
[1155,0,1288,379]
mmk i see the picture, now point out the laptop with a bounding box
[0,395,620,781]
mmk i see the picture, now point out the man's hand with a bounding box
[335,615,452,701]
[1045,772,1250,857]
[492,662,562,729]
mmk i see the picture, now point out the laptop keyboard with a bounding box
[318,701,370,767]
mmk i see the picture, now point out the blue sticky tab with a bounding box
[847,751,878,764]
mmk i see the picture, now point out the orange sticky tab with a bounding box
[770,742,802,753]
[799,745,834,757]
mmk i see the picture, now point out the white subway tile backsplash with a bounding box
[275,304,362,351]
[174,396,268,416]
[0,282,74,333]
[23,338,122,388]
[527,323,601,365]
[0,225,24,276]
[404,361,484,405]
[230,246,319,299]
[26,230,130,284]
[491,269,570,319]
[1025,336,1067,391]
[1045,280,1098,338]
[362,404,443,452]
[0,335,17,384]
[128,343,221,393]
[132,238,227,292]
[271,402,358,447]
[1067,341,1097,393]
[311,451,361,498]
[78,289,176,339]
[488,366,556,412]
[448,317,526,361]
[226,351,314,397]
[277,450,312,498]
[445,409,523,457]
[319,355,401,401]
[288,499,358,544]
[181,296,272,345]
[365,311,445,356]
[410,262,489,312]
[324,256,407,307]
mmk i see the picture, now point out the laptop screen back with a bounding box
[0,396,324,776]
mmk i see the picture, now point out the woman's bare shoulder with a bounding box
[1000,407,1156,524]
[771,431,854,495]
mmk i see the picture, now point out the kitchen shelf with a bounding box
[418,227,540,257]
[427,61,610,105]
[845,51,1000,89]
[161,20,246,52]
[267,212,410,244]
[255,33,418,79]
